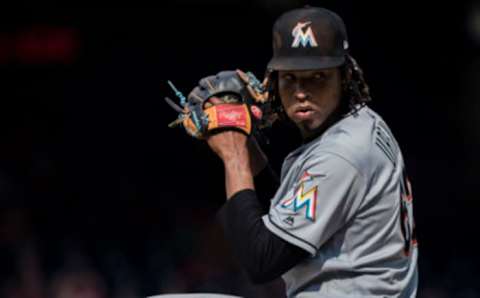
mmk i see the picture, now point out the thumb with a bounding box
[208,97,223,105]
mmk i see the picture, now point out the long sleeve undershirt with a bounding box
[217,167,309,284]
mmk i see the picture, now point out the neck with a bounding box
[301,107,343,143]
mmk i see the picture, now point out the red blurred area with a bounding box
[0,25,79,64]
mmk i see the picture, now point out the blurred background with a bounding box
[1,1,479,297]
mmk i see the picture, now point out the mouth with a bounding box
[293,106,316,119]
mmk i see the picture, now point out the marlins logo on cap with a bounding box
[291,21,318,48]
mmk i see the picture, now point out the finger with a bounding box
[168,118,184,128]
[262,76,269,87]
[205,78,215,91]
[164,97,184,113]
[188,87,206,103]
[236,69,249,84]
[246,85,259,100]
[208,97,223,105]
[190,92,204,103]
[199,75,217,91]
[247,85,268,103]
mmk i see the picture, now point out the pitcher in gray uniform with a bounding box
[205,6,418,298]
[264,105,418,297]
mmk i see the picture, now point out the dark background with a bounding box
[1,1,479,297]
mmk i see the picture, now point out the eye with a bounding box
[281,73,295,81]
[313,72,327,81]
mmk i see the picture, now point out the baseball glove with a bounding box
[165,70,274,139]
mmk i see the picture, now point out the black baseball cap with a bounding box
[267,6,349,71]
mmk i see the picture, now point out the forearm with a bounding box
[218,190,308,283]
[218,143,306,283]
[223,148,255,199]
[254,164,280,212]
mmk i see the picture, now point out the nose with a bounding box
[292,78,311,101]
[293,86,310,102]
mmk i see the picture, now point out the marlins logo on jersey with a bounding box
[280,172,318,221]
[291,21,318,48]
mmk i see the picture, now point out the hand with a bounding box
[206,97,267,176]
[165,70,256,139]
[207,129,249,163]
[206,97,249,161]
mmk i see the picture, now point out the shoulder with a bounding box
[306,106,392,177]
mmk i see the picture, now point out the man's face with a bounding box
[278,68,342,139]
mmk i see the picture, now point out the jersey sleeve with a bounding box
[263,152,366,256]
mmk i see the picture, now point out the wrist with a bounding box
[220,145,250,165]
[223,155,254,199]
[223,156,252,175]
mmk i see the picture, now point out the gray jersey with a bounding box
[262,106,418,298]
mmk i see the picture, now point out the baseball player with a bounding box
[166,6,418,298]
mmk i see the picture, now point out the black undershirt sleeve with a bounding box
[253,164,280,212]
[217,189,309,284]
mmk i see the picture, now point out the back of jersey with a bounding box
[332,107,419,297]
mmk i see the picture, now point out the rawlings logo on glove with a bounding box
[164,70,273,139]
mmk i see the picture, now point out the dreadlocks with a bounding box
[341,55,371,113]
